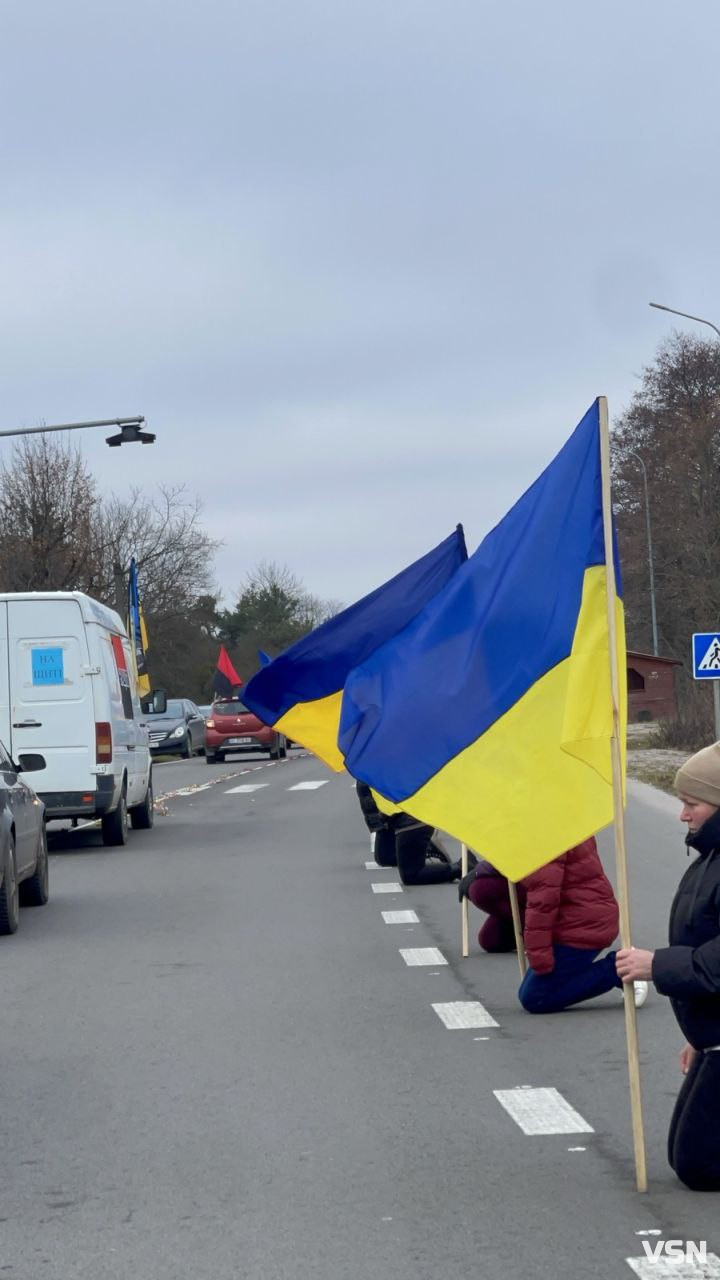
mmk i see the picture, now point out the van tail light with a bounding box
[96,722,113,763]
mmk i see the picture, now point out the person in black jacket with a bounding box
[616,742,720,1191]
[355,782,466,885]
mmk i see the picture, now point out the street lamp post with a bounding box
[626,451,659,657]
[0,416,155,446]
[649,302,720,342]
[650,301,720,736]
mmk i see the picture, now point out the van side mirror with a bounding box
[17,753,47,773]
[141,689,167,715]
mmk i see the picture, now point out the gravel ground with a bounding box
[626,723,686,793]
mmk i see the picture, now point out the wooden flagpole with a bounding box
[430,830,470,957]
[598,395,648,1193]
[460,843,469,957]
[508,880,527,979]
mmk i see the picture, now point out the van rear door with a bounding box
[0,603,10,751]
[7,598,95,792]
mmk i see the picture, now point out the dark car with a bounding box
[142,698,206,758]
[0,743,49,936]
[205,698,287,763]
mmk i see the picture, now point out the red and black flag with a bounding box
[213,646,243,699]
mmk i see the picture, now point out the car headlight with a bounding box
[171,726,186,738]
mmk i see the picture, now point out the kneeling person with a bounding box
[518,837,646,1014]
[355,782,463,884]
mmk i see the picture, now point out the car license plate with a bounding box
[227,737,252,745]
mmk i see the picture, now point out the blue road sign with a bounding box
[693,632,720,680]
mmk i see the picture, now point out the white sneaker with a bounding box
[633,981,649,1009]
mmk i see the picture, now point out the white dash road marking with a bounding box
[399,948,448,966]
[432,1001,499,1029]
[153,754,312,808]
[493,1087,594,1135]
[371,882,404,894]
[225,783,270,794]
[287,781,329,791]
[626,1253,720,1279]
[365,861,387,869]
[382,910,419,924]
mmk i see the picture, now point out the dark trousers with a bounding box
[468,874,527,952]
[668,1050,720,1191]
[395,822,456,885]
[373,828,397,867]
[518,944,621,1014]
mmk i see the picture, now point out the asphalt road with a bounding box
[0,755,716,1279]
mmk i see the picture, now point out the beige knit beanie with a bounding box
[674,742,720,806]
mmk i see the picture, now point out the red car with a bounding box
[205,698,287,763]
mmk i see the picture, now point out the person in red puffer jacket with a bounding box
[518,837,646,1013]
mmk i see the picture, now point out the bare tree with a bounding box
[613,331,720,741]
[0,435,101,591]
[90,485,219,617]
[296,593,345,629]
[218,561,344,679]
[89,486,221,696]
[0,436,222,699]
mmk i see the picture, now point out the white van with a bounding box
[0,592,154,845]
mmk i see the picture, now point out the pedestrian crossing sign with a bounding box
[692,632,720,679]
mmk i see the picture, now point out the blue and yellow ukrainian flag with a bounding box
[339,401,626,881]
[128,556,151,699]
[242,527,468,770]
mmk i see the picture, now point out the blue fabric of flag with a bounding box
[340,401,621,801]
[243,526,468,727]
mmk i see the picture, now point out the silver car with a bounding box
[0,742,49,935]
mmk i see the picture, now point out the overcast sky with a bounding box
[2,1,717,606]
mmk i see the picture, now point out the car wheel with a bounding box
[19,824,49,907]
[130,773,154,830]
[102,787,129,847]
[0,835,20,934]
[270,739,281,760]
[206,751,217,764]
[280,736,288,759]
[181,738,191,759]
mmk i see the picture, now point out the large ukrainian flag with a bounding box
[242,527,468,771]
[339,401,626,881]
